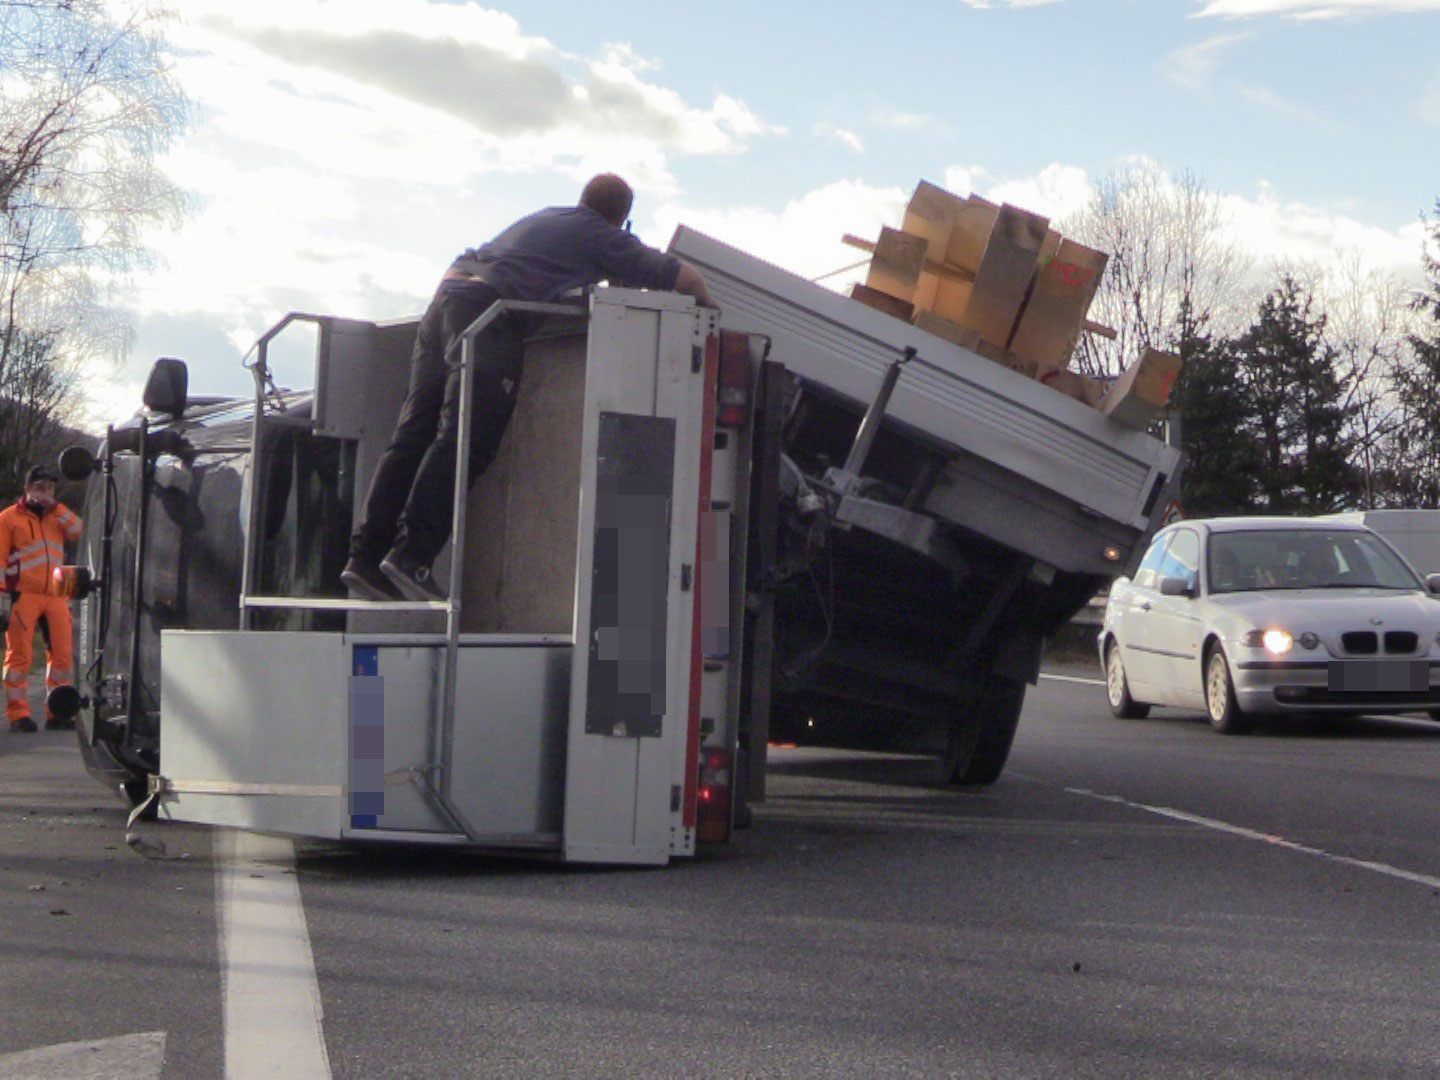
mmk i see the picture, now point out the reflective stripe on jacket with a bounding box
[0,499,83,595]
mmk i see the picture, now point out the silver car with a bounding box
[1098,517,1440,732]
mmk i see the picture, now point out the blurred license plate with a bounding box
[1328,660,1428,692]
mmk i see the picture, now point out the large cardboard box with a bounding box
[1100,348,1183,429]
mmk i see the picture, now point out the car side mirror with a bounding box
[1427,573,1440,595]
[1159,575,1195,598]
[143,357,188,417]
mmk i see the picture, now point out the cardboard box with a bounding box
[849,283,915,322]
[913,310,982,351]
[1039,368,1107,408]
[863,226,929,303]
[958,203,1049,349]
[1008,238,1109,373]
[1100,347,1183,428]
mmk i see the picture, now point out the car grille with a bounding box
[1340,631,1420,655]
[1275,687,1440,705]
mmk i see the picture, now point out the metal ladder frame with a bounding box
[235,299,588,840]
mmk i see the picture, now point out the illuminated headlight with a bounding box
[1244,628,1294,654]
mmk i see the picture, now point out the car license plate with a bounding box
[1328,660,1429,692]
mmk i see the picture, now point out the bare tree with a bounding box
[0,0,187,492]
[1063,161,1252,377]
[1295,252,1415,508]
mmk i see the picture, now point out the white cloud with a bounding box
[942,162,1092,222]
[813,123,865,153]
[1236,84,1323,122]
[1194,0,1440,18]
[653,179,907,288]
[872,108,928,129]
[1164,32,1252,92]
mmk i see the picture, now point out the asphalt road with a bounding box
[5,671,1440,1077]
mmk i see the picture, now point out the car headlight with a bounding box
[1244,628,1294,654]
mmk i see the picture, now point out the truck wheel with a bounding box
[950,676,1026,786]
[1205,647,1251,735]
[1105,642,1150,719]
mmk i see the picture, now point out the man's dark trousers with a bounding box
[350,283,525,567]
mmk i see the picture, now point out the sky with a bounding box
[99,0,1440,419]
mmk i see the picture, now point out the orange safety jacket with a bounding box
[0,498,83,596]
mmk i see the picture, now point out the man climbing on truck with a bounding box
[2,465,83,733]
[342,172,717,603]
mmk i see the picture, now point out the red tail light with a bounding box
[716,331,752,428]
[696,745,732,845]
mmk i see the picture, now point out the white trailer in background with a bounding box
[1327,510,1440,578]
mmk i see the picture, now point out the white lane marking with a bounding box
[0,1031,165,1079]
[218,831,331,1079]
[1067,787,1440,891]
[1039,672,1104,687]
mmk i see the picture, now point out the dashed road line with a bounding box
[1038,672,1104,687]
[1066,786,1440,892]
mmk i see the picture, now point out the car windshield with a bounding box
[1207,529,1421,594]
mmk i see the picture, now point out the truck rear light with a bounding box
[696,745,732,845]
[716,331,752,428]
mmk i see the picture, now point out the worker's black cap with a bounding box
[24,465,59,485]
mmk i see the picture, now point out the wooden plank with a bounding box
[849,282,915,321]
[843,233,975,285]
[1100,347,1183,429]
[863,226,929,303]
[1009,237,1109,372]
[958,203,1048,349]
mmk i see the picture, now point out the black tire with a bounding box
[1205,646,1251,734]
[950,676,1027,786]
[1104,641,1150,719]
[1427,709,1440,722]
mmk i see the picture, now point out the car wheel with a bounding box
[1205,646,1250,734]
[1105,642,1150,720]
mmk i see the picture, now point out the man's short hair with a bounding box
[580,174,634,227]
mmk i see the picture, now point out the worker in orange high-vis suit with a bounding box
[1,465,83,733]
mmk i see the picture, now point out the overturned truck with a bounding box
[59,229,1179,858]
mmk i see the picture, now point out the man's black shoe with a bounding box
[380,552,446,603]
[341,557,403,601]
[10,717,37,733]
[45,716,75,732]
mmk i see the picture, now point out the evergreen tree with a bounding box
[1174,298,1262,515]
[1387,202,1440,506]
[1234,276,1361,514]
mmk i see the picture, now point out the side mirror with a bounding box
[1426,573,1440,595]
[1159,575,1195,598]
[143,357,188,417]
[59,445,98,481]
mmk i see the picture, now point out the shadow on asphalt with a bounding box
[767,752,955,789]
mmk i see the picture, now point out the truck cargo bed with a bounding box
[670,227,1181,572]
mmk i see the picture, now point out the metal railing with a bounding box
[236,299,588,840]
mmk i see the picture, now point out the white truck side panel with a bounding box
[160,631,349,837]
[563,291,708,864]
